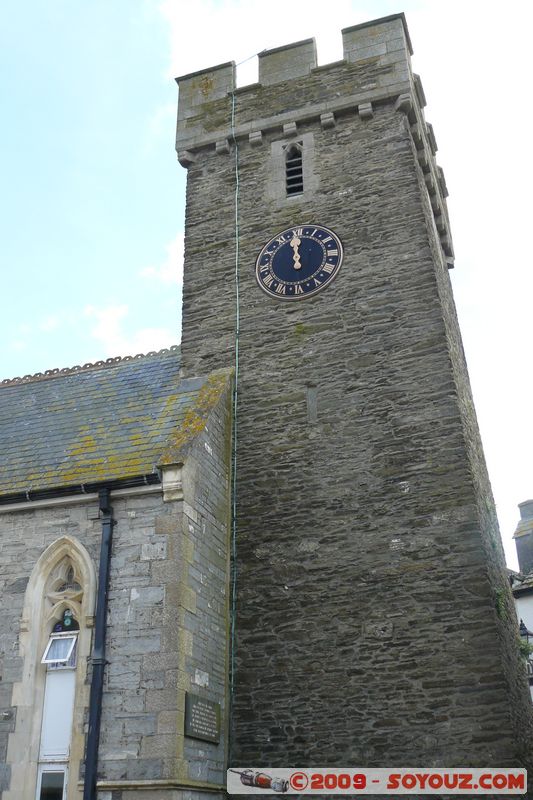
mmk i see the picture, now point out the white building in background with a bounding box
[510,500,533,700]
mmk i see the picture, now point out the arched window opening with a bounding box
[57,566,81,594]
[53,608,80,633]
[285,143,303,196]
[46,557,83,611]
[36,615,80,799]
[6,537,96,800]
[37,570,82,799]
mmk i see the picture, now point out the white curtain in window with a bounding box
[47,638,73,661]
[42,635,77,664]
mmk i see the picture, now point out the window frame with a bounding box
[36,763,67,800]
[285,142,304,196]
[41,632,78,666]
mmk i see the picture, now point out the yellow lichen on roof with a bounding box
[0,347,187,495]
[158,370,232,466]
[67,434,98,456]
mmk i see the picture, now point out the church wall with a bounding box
[0,378,232,800]
[0,504,101,799]
[178,376,233,791]
[177,19,533,771]
[98,491,186,785]
[0,509,30,793]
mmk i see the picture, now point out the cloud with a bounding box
[140,232,184,285]
[7,317,59,354]
[158,0,375,83]
[84,304,175,357]
[125,326,177,354]
[9,339,27,352]
[39,315,60,332]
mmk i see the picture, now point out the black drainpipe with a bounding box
[83,487,114,800]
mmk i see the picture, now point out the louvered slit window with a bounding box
[285,144,303,196]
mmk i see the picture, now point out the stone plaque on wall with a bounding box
[184,692,221,744]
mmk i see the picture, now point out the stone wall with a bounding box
[98,490,188,786]
[177,15,533,774]
[0,502,101,799]
[179,374,233,791]
[0,381,232,800]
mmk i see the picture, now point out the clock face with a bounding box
[255,224,343,300]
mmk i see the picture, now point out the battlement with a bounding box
[176,14,412,149]
[258,38,317,85]
[175,13,453,265]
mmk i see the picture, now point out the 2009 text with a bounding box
[227,767,527,795]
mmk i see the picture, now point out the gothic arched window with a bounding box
[37,564,85,799]
[5,536,96,800]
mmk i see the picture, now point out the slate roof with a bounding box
[511,570,533,597]
[0,346,210,497]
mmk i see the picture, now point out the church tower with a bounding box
[176,14,533,770]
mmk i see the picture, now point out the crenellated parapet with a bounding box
[175,14,412,153]
[175,13,453,265]
[258,37,317,85]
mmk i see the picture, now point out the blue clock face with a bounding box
[255,224,343,300]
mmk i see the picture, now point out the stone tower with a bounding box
[176,14,532,771]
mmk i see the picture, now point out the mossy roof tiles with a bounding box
[0,346,208,496]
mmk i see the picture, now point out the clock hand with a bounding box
[290,235,302,270]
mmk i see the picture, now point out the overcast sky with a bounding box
[1,0,532,567]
